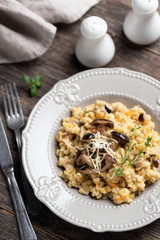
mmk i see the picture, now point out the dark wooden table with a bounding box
[1,0,160,239]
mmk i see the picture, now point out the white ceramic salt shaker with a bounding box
[75,16,115,68]
[123,0,160,45]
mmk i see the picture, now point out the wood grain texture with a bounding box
[0,209,62,240]
[0,0,160,239]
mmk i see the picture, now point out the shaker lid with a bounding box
[132,0,159,15]
[80,16,107,39]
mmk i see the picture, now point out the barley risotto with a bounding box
[55,100,160,204]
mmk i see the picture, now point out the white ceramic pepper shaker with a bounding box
[75,16,115,68]
[123,0,160,45]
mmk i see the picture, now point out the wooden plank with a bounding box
[141,220,160,239]
[0,208,62,240]
[108,36,160,81]
[0,0,160,239]
[0,29,160,101]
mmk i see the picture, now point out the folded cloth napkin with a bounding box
[0,0,100,64]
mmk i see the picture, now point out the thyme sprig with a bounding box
[84,110,88,114]
[130,124,141,132]
[130,124,141,138]
[113,168,124,177]
[113,140,136,176]
[138,150,144,156]
[145,136,152,147]
[112,121,152,177]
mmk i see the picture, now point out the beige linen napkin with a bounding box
[0,0,100,64]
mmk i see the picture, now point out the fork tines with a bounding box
[1,83,23,119]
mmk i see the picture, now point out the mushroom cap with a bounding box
[153,160,159,168]
[81,133,95,142]
[79,168,95,175]
[76,149,87,161]
[76,149,94,168]
[101,154,116,172]
[105,105,112,113]
[79,164,87,170]
[133,157,144,168]
[138,113,145,122]
[104,154,117,164]
[148,155,159,168]
[91,119,114,128]
[111,131,129,144]
[148,154,156,161]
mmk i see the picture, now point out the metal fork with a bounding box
[1,83,42,216]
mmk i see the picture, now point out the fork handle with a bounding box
[6,171,37,240]
[15,130,42,216]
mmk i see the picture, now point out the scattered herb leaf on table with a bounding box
[22,74,42,97]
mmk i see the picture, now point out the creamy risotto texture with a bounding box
[55,100,160,204]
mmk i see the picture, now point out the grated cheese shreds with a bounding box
[84,132,118,174]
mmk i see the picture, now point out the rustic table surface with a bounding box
[1,0,160,239]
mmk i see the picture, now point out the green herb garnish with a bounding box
[145,136,152,147]
[22,74,42,97]
[119,141,137,169]
[130,124,141,132]
[113,168,124,176]
[84,110,88,113]
[112,141,137,176]
[128,159,134,166]
[121,154,129,166]
[138,150,144,156]
[130,142,137,151]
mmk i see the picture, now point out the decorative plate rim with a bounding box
[22,67,160,232]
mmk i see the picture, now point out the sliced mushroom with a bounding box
[91,119,114,128]
[105,154,117,163]
[138,113,145,122]
[148,155,159,168]
[101,154,117,172]
[148,155,156,161]
[109,140,118,150]
[105,105,112,113]
[110,131,129,145]
[81,133,95,143]
[133,157,144,168]
[91,119,114,135]
[79,168,95,175]
[153,160,159,168]
[76,149,94,168]
[79,164,87,170]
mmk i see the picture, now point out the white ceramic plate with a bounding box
[22,68,160,232]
